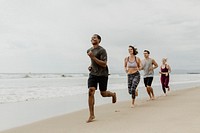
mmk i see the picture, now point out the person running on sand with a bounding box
[159,58,171,96]
[142,50,158,100]
[87,34,116,123]
[124,45,142,108]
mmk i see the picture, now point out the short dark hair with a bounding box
[129,45,138,55]
[144,50,150,54]
[94,34,101,43]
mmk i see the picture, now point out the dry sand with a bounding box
[1,87,200,133]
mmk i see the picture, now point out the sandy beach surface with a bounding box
[1,87,200,133]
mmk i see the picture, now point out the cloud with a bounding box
[0,0,200,73]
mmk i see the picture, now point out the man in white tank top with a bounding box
[142,50,158,100]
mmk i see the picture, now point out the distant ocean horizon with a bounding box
[0,68,199,77]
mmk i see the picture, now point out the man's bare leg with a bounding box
[146,87,152,99]
[100,91,117,103]
[87,88,96,123]
[149,86,155,100]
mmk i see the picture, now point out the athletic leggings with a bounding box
[161,75,169,93]
[127,71,140,99]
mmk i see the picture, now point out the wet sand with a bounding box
[1,87,200,133]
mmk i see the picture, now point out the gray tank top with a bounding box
[127,56,138,68]
[142,58,154,78]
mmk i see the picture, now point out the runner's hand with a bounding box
[88,66,92,71]
[87,51,94,58]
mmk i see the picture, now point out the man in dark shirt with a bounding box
[87,34,117,123]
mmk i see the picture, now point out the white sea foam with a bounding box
[0,73,200,104]
[0,73,88,79]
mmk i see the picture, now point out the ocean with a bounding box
[1,72,200,131]
[1,72,200,104]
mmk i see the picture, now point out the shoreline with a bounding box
[1,86,200,133]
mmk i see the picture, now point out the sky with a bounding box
[0,0,200,73]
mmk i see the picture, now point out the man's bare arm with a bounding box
[152,59,158,69]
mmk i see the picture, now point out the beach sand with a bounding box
[1,87,200,133]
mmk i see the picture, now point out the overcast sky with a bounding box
[0,0,200,73]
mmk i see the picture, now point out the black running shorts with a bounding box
[88,74,108,91]
[144,77,153,87]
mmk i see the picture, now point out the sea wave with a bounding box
[0,73,200,104]
[0,73,90,79]
[0,73,127,79]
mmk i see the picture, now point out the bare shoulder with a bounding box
[124,56,128,61]
[136,57,141,61]
[166,64,170,68]
[152,58,157,63]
